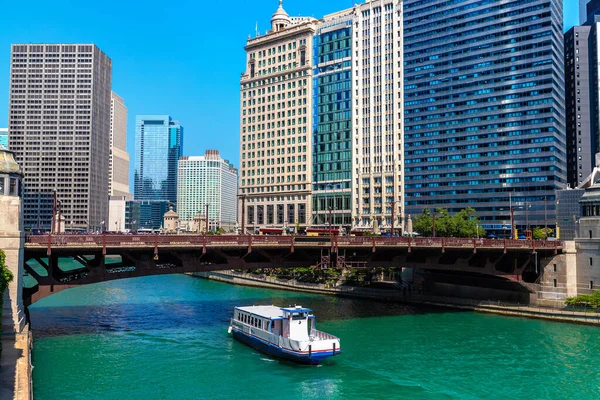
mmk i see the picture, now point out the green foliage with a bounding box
[565,291,600,308]
[532,227,553,240]
[413,207,486,238]
[0,250,13,294]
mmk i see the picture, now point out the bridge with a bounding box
[23,234,562,304]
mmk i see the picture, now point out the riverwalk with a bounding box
[193,271,600,326]
[0,326,32,400]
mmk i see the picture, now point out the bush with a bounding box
[565,291,600,308]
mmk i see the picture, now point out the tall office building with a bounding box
[8,44,112,230]
[403,0,566,235]
[240,0,404,232]
[312,14,354,227]
[565,4,600,189]
[582,0,600,24]
[177,150,238,231]
[109,92,130,197]
[107,92,131,232]
[565,26,593,188]
[134,115,183,202]
[0,128,7,149]
[239,2,316,231]
[347,1,404,231]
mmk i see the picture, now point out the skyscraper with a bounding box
[177,150,238,231]
[403,0,566,235]
[565,26,593,188]
[109,92,130,197]
[0,128,8,149]
[347,0,404,232]
[134,115,183,203]
[8,44,112,230]
[240,0,404,232]
[239,2,316,231]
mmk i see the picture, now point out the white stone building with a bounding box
[177,151,238,232]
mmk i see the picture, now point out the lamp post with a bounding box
[205,204,209,234]
[510,207,515,240]
[389,201,398,236]
[51,188,57,234]
[543,197,548,237]
[240,194,246,235]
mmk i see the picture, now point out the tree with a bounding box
[413,208,433,236]
[412,207,486,238]
[0,250,14,356]
[532,227,553,240]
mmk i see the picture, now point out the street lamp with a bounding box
[542,196,548,237]
[432,210,439,238]
[388,201,399,236]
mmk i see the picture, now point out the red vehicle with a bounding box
[258,228,284,235]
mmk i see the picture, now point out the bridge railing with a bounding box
[24,234,561,250]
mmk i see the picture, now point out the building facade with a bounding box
[240,0,404,232]
[239,2,316,231]
[177,150,238,231]
[125,200,170,231]
[109,92,130,197]
[403,0,567,235]
[350,0,404,232]
[312,14,354,227]
[565,26,593,188]
[0,128,7,149]
[134,115,183,203]
[8,44,112,231]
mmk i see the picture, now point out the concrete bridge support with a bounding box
[0,167,25,334]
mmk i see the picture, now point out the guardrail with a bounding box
[24,234,561,251]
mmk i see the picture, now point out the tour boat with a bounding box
[228,305,341,365]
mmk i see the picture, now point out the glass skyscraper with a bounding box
[134,115,183,203]
[312,16,353,226]
[403,0,566,234]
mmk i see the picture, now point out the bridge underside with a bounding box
[23,244,556,304]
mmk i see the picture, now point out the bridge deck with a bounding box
[25,234,561,252]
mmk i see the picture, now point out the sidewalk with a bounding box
[194,271,600,326]
[0,327,32,400]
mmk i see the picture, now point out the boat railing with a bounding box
[310,329,337,341]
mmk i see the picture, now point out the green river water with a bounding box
[29,275,599,399]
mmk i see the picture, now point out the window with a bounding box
[590,281,594,290]
[589,231,593,239]
[553,279,557,288]
[0,179,4,195]
[553,264,556,272]
[590,258,593,266]
[9,178,16,195]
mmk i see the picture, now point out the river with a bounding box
[29,274,599,399]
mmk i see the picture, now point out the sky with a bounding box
[0,0,581,176]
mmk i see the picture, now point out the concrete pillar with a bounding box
[563,241,578,297]
[0,193,25,334]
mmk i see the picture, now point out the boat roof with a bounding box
[235,305,313,319]
[281,307,313,313]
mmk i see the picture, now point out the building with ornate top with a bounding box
[240,0,405,233]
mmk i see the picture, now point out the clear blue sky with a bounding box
[0,0,581,173]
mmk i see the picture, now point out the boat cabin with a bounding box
[233,305,315,341]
